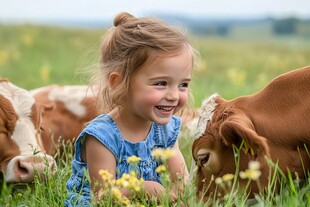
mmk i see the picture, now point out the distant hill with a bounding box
[1,14,309,37]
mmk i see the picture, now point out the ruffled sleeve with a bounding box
[74,114,121,162]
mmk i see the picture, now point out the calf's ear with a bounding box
[219,119,270,157]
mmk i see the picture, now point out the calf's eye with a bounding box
[196,149,210,167]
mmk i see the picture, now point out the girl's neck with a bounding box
[109,108,152,142]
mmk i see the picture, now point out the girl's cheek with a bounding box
[178,93,189,107]
[144,90,163,105]
[174,94,187,115]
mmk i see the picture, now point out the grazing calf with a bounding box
[30,85,98,156]
[0,79,56,183]
[192,65,310,199]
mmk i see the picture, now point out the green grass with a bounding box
[0,23,309,206]
[0,24,102,88]
[190,35,310,106]
[1,138,309,207]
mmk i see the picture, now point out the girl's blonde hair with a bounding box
[91,12,197,114]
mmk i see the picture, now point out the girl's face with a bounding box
[126,47,192,125]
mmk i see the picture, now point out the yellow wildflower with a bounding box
[227,67,246,86]
[127,155,141,164]
[215,177,223,185]
[112,187,122,200]
[119,198,131,207]
[115,171,143,192]
[22,33,33,46]
[155,165,166,173]
[99,170,113,182]
[111,187,131,206]
[40,64,50,82]
[152,148,175,161]
[162,148,175,159]
[239,160,262,180]
[116,176,129,188]
[249,160,260,170]
[152,148,164,158]
[222,173,234,182]
[99,170,115,188]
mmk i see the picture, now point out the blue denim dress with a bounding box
[64,114,181,207]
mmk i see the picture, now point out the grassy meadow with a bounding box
[0,23,310,206]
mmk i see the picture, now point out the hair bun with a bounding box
[113,12,135,27]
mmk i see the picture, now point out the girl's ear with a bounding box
[108,72,120,88]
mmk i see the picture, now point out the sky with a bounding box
[0,0,310,24]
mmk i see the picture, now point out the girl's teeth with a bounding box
[157,106,173,111]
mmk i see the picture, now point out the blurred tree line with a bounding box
[183,17,310,36]
[272,17,299,35]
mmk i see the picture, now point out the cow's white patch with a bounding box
[47,86,94,117]
[0,81,41,154]
[194,93,218,140]
[13,119,41,155]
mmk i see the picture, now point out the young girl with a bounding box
[65,11,197,206]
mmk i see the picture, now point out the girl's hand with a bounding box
[143,180,165,199]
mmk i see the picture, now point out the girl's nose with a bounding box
[166,88,179,101]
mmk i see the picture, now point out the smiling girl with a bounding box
[65,11,197,206]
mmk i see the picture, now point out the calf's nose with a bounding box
[5,154,57,183]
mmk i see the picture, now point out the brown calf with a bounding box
[192,65,310,199]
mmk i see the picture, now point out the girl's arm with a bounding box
[167,141,189,188]
[83,135,166,200]
[83,135,117,197]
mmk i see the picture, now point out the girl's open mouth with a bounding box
[155,106,175,115]
[156,106,174,111]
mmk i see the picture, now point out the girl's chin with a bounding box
[153,116,172,125]
[152,109,175,124]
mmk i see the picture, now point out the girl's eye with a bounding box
[179,82,189,88]
[154,81,167,86]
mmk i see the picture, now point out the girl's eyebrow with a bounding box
[149,76,192,82]
[183,78,192,82]
[148,76,169,80]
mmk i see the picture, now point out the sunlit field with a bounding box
[0,23,309,206]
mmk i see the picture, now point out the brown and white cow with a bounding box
[192,65,310,199]
[30,85,98,156]
[0,78,56,183]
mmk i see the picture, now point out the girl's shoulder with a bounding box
[84,113,121,140]
[75,114,122,159]
[85,114,118,130]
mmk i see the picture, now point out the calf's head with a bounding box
[192,94,270,198]
[0,80,56,183]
